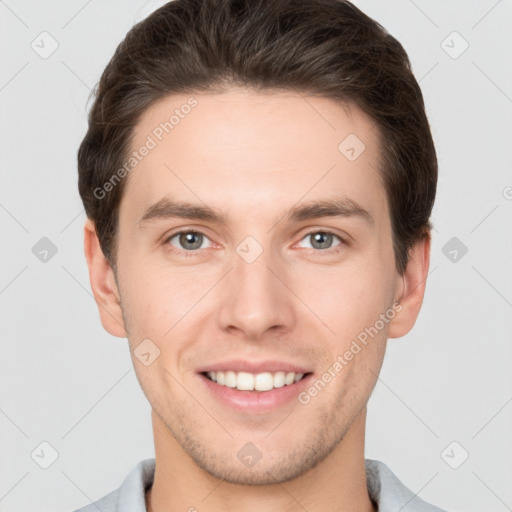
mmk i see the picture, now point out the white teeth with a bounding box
[205,370,307,391]
[224,371,237,388]
[284,372,295,385]
[273,371,285,388]
[237,372,255,390]
[254,372,273,391]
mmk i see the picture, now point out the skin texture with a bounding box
[84,88,430,512]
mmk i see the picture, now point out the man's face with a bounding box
[111,88,404,484]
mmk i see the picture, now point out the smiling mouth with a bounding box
[200,370,313,392]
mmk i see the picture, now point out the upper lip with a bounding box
[197,359,313,375]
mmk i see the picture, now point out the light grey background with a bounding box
[1,1,511,511]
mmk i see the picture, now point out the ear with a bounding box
[388,232,431,339]
[83,219,127,338]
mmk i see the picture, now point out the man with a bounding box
[75,0,447,510]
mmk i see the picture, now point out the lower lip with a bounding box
[198,373,314,414]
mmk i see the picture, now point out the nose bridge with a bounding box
[217,239,295,339]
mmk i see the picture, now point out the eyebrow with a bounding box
[138,197,373,227]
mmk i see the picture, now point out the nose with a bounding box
[217,248,296,341]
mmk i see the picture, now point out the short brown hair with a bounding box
[78,0,437,275]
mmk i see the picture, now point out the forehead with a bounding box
[119,88,386,226]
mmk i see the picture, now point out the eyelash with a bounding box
[163,229,347,258]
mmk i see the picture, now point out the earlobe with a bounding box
[83,219,127,338]
[387,233,431,339]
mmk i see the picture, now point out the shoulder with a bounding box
[365,458,451,512]
[70,458,156,512]
[72,488,119,512]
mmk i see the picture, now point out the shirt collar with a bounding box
[112,457,445,512]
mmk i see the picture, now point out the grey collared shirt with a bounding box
[72,458,449,512]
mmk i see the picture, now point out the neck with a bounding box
[145,408,376,512]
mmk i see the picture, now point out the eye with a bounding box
[297,230,344,252]
[165,230,213,252]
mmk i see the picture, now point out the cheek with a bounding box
[118,258,217,348]
[296,274,394,374]
[302,262,393,327]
